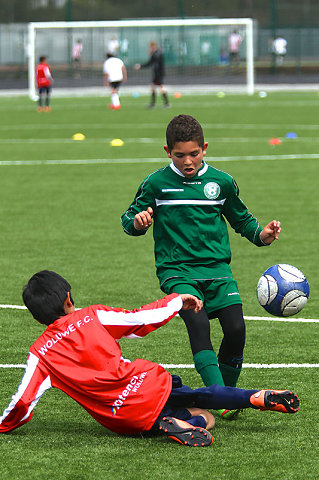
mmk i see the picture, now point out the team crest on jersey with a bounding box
[204,182,220,199]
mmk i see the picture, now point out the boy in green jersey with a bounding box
[121,115,281,417]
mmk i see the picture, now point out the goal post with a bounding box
[28,18,255,99]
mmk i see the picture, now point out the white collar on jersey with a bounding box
[169,161,208,177]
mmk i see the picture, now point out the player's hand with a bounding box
[260,220,281,244]
[134,64,141,70]
[134,207,153,230]
[180,294,203,313]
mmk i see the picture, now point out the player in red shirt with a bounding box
[36,56,53,112]
[0,271,300,447]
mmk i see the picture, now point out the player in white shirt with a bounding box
[107,37,120,55]
[272,36,287,65]
[103,53,127,110]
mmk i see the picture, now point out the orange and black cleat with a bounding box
[158,416,213,447]
[250,390,300,413]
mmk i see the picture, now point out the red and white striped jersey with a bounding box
[36,62,52,88]
[0,294,182,435]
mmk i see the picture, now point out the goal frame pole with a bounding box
[28,18,254,99]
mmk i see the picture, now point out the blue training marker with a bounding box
[286,132,298,139]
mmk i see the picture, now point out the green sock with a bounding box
[193,350,225,387]
[219,362,242,387]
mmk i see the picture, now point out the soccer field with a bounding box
[0,92,318,480]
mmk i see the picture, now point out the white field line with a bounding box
[1,137,319,145]
[3,98,319,109]
[244,315,319,323]
[0,138,156,144]
[160,363,319,369]
[1,83,319,98]
[1,122,319,131]
[1,363,318,369]
[1,364,27,368]
[0,154,319,166]
[1,303,318,323]
[0,304,27,309]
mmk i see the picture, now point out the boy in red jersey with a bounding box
[0,271,299,447]
[36,56,53,112]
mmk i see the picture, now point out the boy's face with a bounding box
[164,141,208,178]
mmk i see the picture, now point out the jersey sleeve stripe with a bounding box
[0,352,51,427]
[20,375,51,423]
[97,295,182,326]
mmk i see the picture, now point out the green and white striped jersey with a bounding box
[121,161,265,286]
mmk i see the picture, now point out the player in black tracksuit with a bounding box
[135,41,170,109]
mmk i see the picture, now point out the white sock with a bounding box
[111,93,120,107]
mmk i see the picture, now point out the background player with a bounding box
[228,30,242,70]
[272,35,288,66]
[107,36,120,56]
[71,39,83,78]
[103,52,127,110]
[35,55,53,112]
[0,270,299,447]
[121,114,281,419]
[134,41,169,109]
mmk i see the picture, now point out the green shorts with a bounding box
[161,277,242,317]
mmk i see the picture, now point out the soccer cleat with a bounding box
[146,104,155,109]
[163,103,171,109]
[250,390,300,413]
[158,416,213,447]
[37,106,43,112]
[217,408,242,420]
[44,106,51,112]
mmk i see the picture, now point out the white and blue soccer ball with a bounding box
[256,264,309,317]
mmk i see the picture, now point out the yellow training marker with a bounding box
[110,138,124,147]
[72,133,86,141]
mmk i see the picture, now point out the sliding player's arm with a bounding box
[96,294,202,340]
[0,352,51,433]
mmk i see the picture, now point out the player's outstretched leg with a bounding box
[250,390,300,413]
[158,417,213,447]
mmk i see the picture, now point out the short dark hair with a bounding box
[166,115,204,152]
[22,270,73,326]
[39,56,47,63]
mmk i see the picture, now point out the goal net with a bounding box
[28,18,254,99]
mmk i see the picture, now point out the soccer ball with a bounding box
[256,264,309,317]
